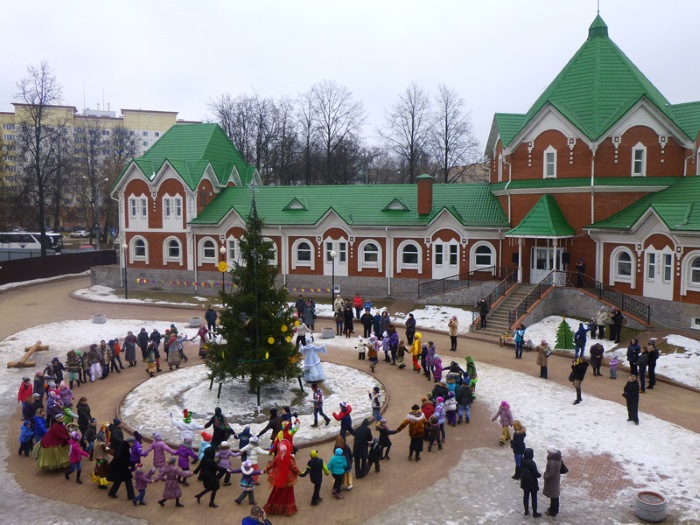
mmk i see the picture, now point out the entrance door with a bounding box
[432,241,459,280]
[530,246,563,283]
[324,239,348,277]
[643,246,674,300]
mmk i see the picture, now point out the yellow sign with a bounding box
[217,261,229,272]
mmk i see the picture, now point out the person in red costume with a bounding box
[34,412,70,470]
[263,439,301,516]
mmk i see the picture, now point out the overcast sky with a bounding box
[2,0,699,151]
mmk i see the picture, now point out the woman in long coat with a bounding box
[107,440,135,500]
[156,456,190,507]
[34,413,70,470]
[193,447,230,507]
[263,438,301,516]
[536,340,550,379]
[543,446,563,517]
[589,342,604,376]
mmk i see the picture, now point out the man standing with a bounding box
[575,259,586,287]
[295,294,306,318]
[477,299,489,329]
[137,328,149,361]
[310,383,330,427]
[623,374,640,425]
[205,305,218,338]
[647,338,659,390]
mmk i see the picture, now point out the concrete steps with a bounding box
[473,284,537,337]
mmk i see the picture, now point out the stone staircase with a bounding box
[477,283,537,338]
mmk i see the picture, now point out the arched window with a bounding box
[543,145,557,179]
[130,236,148,263]
[198,238,217,265]
[263,237,278,266]
[631,142,647,177]
[358,240,382,272]
[609,247,635,288]
[470,241,495,270]
[291,239,314,270]
[397,241,422,273]
[692,257,700,285]
[163,237,183,265]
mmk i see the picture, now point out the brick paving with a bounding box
[2,276,698,524]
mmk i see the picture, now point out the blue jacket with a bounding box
[574,325,590,346]
[33,415,48,441]
[327,450,347,476]
[20,422,34,443]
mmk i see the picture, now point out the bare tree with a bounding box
[431,84,480,183]
[14,61,63,256]
[307,80,365,184]
[297,90,318,185]
[379,82,431,184]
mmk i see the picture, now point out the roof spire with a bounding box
[588,13,608,39]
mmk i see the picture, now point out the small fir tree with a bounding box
[555,316,575,350]
[206,199,300,392]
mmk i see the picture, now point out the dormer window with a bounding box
[632,142,646,177]
[543,146,557,179]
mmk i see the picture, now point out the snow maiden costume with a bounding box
[263,438,301,516]
[299,342,327,382]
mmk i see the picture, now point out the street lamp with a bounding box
[83,176,110,250]
[121,243,129,300]
[218,245,228,292]
[330,249,337,309]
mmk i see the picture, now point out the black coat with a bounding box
[456,384,473,405]
[648,344,659,368]
[77,402,91,431]
[194,447,228,490]
[636,352,649,368]
[377,426,397,447]
[511,431,526,455]
[109,425,124,451]
[352,421,373,457]
[107,442,133,482]
[137,331,149,348]
[627,343,641,364]
[405,318,416,338]
[299,456,326,484]
[623,378,640,404]
[571,360,589,381]
[519,448,541,491]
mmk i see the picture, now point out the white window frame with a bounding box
[163,236,183,266]
[631,142,647,177]
[663,252,673,283]
[680,250,700,296]
[198,237,217,265]
[396,240,422,274]
[162,195,183,222]
[646,251,656,280]
[291,238,314,270]
[449,243,459,267]
[263,237,278,266]
[609,246,635,288]
[129,236,149,264]
[358,239,382,272]
[128,196,148,219]
[497,154,503,183]
[543,145,557,179]
[470,241,495,270]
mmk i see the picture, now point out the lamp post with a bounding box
[83,176,110,250]
[330,249,337,308]
[121,242,129,299]
[218,245,228,292]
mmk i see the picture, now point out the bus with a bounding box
[0,231,64,252]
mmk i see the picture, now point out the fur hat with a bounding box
[220,441,230,449]
[547,445,559,455]
[241,460,254,475]
[382,331,388,338]
[411,404,420,411]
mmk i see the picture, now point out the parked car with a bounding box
[69,229,90,238]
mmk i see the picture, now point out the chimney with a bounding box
[416,174,433,215]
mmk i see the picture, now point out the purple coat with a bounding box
[433,357,443,380]
[215,448,239,470]
[134,467,156,491]
[175,444,197,471]
[434,402,445,425]
[144,438,176,468]
[155,463,189,500]
[425,346,435,366]
[129,441,146,465]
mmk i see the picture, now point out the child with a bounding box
[369,386,381,421]
[198,431,212,463]
[298,449,330,506]
[215,440,239,486]
[65,431,89,484]
[492,401,514,445]
[367,336,379,372]
[446,372,457,397]
[239,436,270,485]
[609,353,619,379]
[327,448,347,499]
[238,426,252,461]
[174,438,198,486]
[365,437,382,474]
[143,432,176,470]
[433,354,443,383]
[357,336,366,360]
[33,408,48,443]
[456,376,473,424]
[19,420,34,456]
[375,418,397,460]
[332,402,354,440]
[156,456,190,507]
[434,396,446,443]
[381,331,391,363]
[444,391,458,427]
[129,431,147,471]
[133,465,157,506]
[92,424,110,489]
[520,448,542,517]
[83,418,97,460]
[145,342,158,378]
[426,415,442,452]
[231,460,263,505]
[511,420,526,479]
[397,340,407,369]
[589,318,598,340]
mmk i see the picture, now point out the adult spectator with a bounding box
[205,305,218,336]
[636,346,649,393]
[405,313,416,345]
[589,342,604,376]
[543,446,564,517]
[353,293,363,320]
[302,300,316,332]
[595,307,609,339]
[623,374,640,425]
[626,338,641,376]
[570,358,589,405]
[137,328,150,361]
[574,323,590,359]
[647,339,659,390]
[360,310,374,338]
[575,258,586,287]
[536,340,551,379]
[611,308,624,343]
[477,298,489,329]
[294,295,306,318]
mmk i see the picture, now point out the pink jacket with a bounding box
[69,438,89,464]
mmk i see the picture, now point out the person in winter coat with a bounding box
[520,447,542,517]
[76,397,91,439]
[609,353,619,379]
[155,456,191,507]
[302,301,316,332]
[574,323,590,359]
[647,339,659,389]
[492,400,514,445]
[612,308,624,343]
[333,295,344,314]
[627,338,641,376]
[623,374,640,425]
[137,328,150,361]
[108,418,124,451]
[19,419,34,456]
[389,326,400,365]
[45,391,64,426]
[334,308,344,336]
[465,355,478,395]
[360,310,374,338]
[426,415,442,452]
[420,397,435,422]
[123,331,138,367]
[637,346,649,393]
[543,446,564,517]
[240,436,270,485]
[205,305,218,335]
[334,435,353,491]
[295,322,310,347]
[215,440,239,485]
[143,432,176,469]
[456,377,473,424]
[380,312,391,341]
[570,358,589,405]
[405,313,416,345]
[352,418,373,478]
[98,340,111,379]
[596,307,609,339]
[17,377,32,411]
[33,408,48,442]
[174,438,198,485]
[327,447,347,499]
[410,332,423,373]
[33,370,46,402]
[133,465,157,506]
[510,420,526,479]
[365,437,382,474]
[193,446,230,508]
[231,460,263,505]
[514,324,526,359]
[448,316,459,351]
[65,351,82,389]
[298,449,330,505]
[375,418,397,460]
[477,298,489,328]
[589,342,605,376]
[332,402,355,439]
[256,408,281,446]
[343,305,354,338]
[294,295,306,318]
[263,438,301,516]
[444,391,457,427]
[424,342,435,380]
[353,293,363,320]
[86,344,101,382]
[107,440,135,500]
[433,397,447,442]
[396,405,428,461]
[64,430,89,483]
[57,383,74,408]
[128,431,147,471]
[372,311,382,342]
[433,353,444,383]
[536,340,551,379]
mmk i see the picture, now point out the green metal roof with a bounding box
[668,101,700,140]
[190,183,509,228]
[115,124,255,190]
[497,16,692,148]
[587,177,700,231]
[490,176,680,192]
[506,194,576,238]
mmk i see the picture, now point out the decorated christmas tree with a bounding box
[555,316,575,350]
[206,198,301,393]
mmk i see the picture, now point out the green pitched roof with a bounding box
[506,194,575,238]
[497,16,692,148]
[115,124,255,190]
[668,101,700,140]
[490,176,680,192]
[190,183,509,228]
[587,177,700,231]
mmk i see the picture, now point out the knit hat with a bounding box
[447,391,455,398]
[220,441,230,448]
[241,460,254,476]
[153,432,162,440]
[201,432,212,442]
[54,413,64,420]
[113,418,121,426]
[22,377,30,382]
[411,404,420,410]
[249,436,259,444]
[339,402,347,409]
[436,397,444,403]
[335,448,343,455]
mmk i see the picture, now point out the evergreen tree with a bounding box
[206,198,300,391]
[555,316,574,350]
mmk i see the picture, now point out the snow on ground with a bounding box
[73,285,206,308]
[0,271,90,292]
[368,362,700,524]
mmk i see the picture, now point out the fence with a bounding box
[417,266,507,298]
[0,250,117,287]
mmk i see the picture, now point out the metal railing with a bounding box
[469,267,519,328]
[417,266,507,298]
[507,270,652,328]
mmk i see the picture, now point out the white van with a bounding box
[0,231,64,251]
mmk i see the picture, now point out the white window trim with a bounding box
[162,194,183,222]
[357,239,382,273]
[198,237,218,266]
[609,246,636,289]
[470,241,495,270]
[448,243,459,267]
[396,240,422,274]
[680,250,700,296]
[128,194,148,220]
[631,142,647,177]
[263,237,278,266]
[497,154,503,183]
[129,236,149,264]
[291,238,314,270]
[543,145,557,179]
[163,236,183,266]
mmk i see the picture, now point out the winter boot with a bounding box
[457,416,462,424]
[76,471,82,484]
[512,466,520,480]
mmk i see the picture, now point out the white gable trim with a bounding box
[606,99,694,148]
[504,104,591,155]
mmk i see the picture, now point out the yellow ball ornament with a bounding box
[281,325,288,333]
[267,337,275,344]
[294,320,300,327]
[285,336,292,343]
[265,352,270,359]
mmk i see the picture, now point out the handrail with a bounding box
[417,266,507,298]
[507,270,652,328]
[472,267,519,327]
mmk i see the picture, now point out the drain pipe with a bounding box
[386,227,392,296]
[503,159,513,222]
[683,150,696,176]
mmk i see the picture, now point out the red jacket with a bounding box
[353,296,363,308]
[41,422,70,448]
[17,382,33,403]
